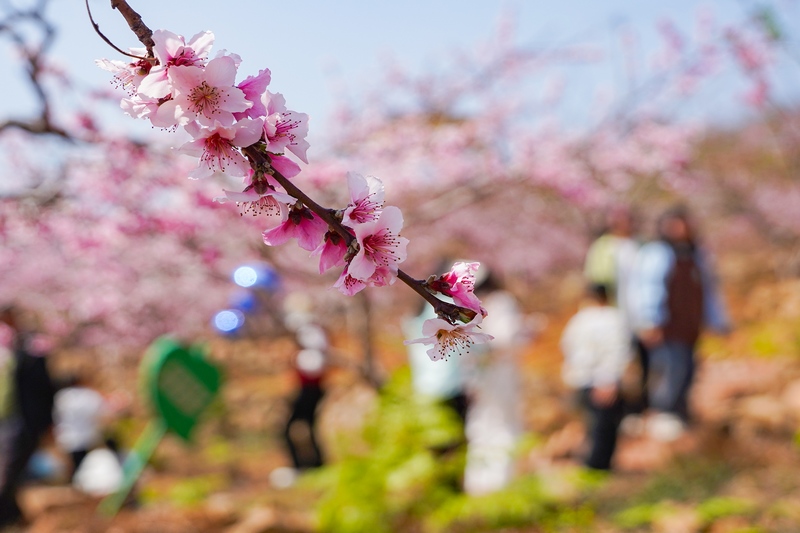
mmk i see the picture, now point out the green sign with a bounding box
[99,336,222,516]
[143,336,223,441]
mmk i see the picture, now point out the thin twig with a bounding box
[85,0,152,61]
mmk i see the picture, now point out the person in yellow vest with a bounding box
[584,207,647,420]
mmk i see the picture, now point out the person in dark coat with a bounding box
[0,305,55,528]
[629,207,729,440]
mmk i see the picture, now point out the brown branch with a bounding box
[0,0,72,140]
[0,118,70,139]
[109,0,155,57]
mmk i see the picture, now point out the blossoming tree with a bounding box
[2,0,798,362]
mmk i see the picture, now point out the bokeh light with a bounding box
[233,266,258,288]
[212,309,245,333]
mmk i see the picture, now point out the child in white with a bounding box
[561,285,631,470]
[53,376,108,480]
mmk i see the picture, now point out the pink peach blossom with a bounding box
[312,230,349,274]
[262,92,310,163]
[333,265,367,296]
[347,206,408,282]
[163,56,251,127]
[431,261,486,315]
[138,29,214,99]
[215,188,294,221]
[262,205,327,251]
[179,118,262,178]
[234,69,272,120]
[342,172,384,227]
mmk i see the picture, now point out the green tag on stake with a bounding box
[99,336,222,517]
[145,337,222,441]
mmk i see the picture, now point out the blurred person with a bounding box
[561,284,631,471]
[282,323,328,473]
[0,305,56,528]
[584,206,640,312]
[53,373,109,481]
[462,271,527,495]
[584,206,649,419]
[630,206,729,440]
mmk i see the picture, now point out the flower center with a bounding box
[274,113,300,141]
[362,230,400,266]
[189,81,221,117]
[239,195,281,217]
[435,328,473,360]
[201,133,235,171]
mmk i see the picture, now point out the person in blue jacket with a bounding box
[629,207,729,439]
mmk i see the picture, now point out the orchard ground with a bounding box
[13,247,800,533]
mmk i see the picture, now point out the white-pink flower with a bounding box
[433,262,486,316]
[404,314,494,361]
[163,56,251,127]
[138,29,214,99]
[120,93,184,128]
[96,55,152,95]
[342,173,384,227]
[262,92,310,163]
[178,118,262,179]
[347,206,408,282]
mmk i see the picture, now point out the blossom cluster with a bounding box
[98,29,492,361]
[97,30,306,179]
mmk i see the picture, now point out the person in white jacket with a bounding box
[53,374,108,480]
[561,285,632,471]
[462,282,526,495]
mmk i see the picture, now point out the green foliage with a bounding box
[203,436,234,465]
[310,368,601,532]
[631,457,733,504]
[140,473,229,508]
[613,502,660,529]
[311,368,466,533]
[426,474,598,532]
[614,497,756,531]
[697,496,757,523]
[749,324,782,357]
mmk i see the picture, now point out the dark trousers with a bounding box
[69,450,89,481]
[580,388,624,471]
[444,392,469,426]
[648,340,696,422]
[632,337,650,412]
[0,422,39,527]
[284,385,324,470]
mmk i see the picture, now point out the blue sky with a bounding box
[2,0,800,141]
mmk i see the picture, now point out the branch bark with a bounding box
[109,0,155,56]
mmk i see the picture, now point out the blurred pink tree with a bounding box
[1,0,798,356]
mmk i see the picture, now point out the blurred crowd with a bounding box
[0,306,126,528]
[0,205,730,528]
[563,205,729,471]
